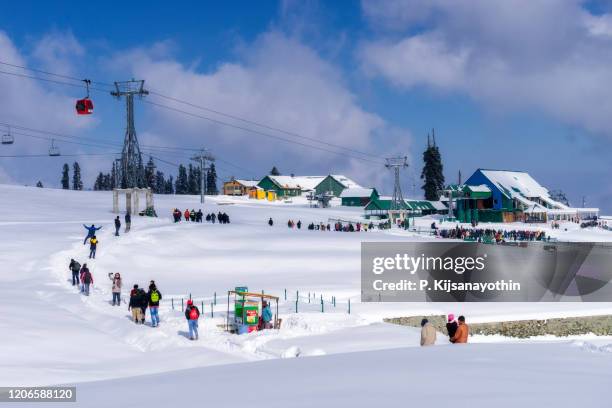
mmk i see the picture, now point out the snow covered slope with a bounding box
[0,184,611,407]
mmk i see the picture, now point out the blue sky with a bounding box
[0,0,611,212]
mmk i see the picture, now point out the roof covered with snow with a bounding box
[479,169,550,199]
[234,179,259,188]
[267,175,326,191]
[329,175,363,189]
[340,188,375,198]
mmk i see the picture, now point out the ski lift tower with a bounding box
[111,80,149,188]
[385,156,409,223]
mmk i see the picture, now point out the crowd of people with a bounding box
[434,225,547,242]
[420,314,469,346]
[172,208,230,224]
[282,218,380,232]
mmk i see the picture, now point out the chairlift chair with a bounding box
[49,139,60,157]
[1,127,14,145]
[75,79,94,115]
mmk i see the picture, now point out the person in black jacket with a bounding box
[114,216,121,236]
[137,288,148,324]
[148,281,162,327]
[185,299,200,340]
[128,285,143,324]
[446,314,458,341]
[69,258,81,286]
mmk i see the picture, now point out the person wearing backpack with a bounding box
[89,236,98,259]
[109,273,122,306]
[128,285,143,324]
[185,299,200,340]
[137,288,148,324]
[148,281,162,327]
[69,259,81,286]
[79,264,89,293]
[82,267,93,296]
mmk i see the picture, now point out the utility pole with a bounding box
[111,80,149,188]
[385,156,409,211]
[190,149,215,204]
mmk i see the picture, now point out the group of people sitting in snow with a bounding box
[420,314,469,346]
[172,208,230,224]
[434,225,547,242]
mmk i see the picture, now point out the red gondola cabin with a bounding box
[76,98,94,115]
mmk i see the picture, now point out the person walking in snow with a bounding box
[446,314,458,341]
[190,209,196,222]
[69,258,81,286]
[184,209,190,222]
[83,224,102,244]
[420,318,436,346]
[89,236,98,259]
[109,273,122,306]
[297,220,301,229]
[450,315,469,344]
[81,266,93,296]
[79,264,88,293]
[268,217,273,227]
[128,284,143,324]
[114,216,121,236]
[185,299,200,340]
[124,212,131,232]
[211,213,216,224]
[137,286,148,324]
[148,281,162,327]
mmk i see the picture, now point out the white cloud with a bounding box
[108,31,410,188]
[359,0,612,136]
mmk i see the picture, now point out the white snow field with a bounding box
[0,184,611,407]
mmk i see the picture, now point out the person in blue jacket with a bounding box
[83,224,102,244]
[262,300,273,330]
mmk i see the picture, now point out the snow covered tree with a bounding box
[61,163,70,190]
[72,162,83,191]
[36,181,43,188]
[270,166,280,176]
[102,173,112,190]
[206,163,218,195]
[144,156,156,190]
[420,130,444,201]
[549,189,570,206]
[175,165,188,194]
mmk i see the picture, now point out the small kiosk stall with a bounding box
[226,287,280,334]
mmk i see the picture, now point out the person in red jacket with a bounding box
[184,209,190,222]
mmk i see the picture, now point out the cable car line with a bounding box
[0,60,386,164]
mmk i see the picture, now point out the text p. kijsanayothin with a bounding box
[371,253,520,293]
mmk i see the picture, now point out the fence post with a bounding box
[211,303,214,318]
[321,298,324,313]
[201,301,204,314]
[284,288,287,300]
[348,298,351,314]
[308,292,310,303]
[181,298,184,312]
[189,293,192,300]
[296,290,299,301]
[295,299,298,313]
[214,292,217,305]
[172,298,174,310]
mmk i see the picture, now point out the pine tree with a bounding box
[102,173,111,190]
[93,172,104,190]
[270,166,280,176]
[36,181,43,188]
[175,165,188,194]
[144,156,156,190]
[154,171,165,194]
[194,166,202,195]
[61,163,70,190]
[206,163,218,195]
[165,175,174,194]
[72,162,83,191]
[110,161,117,190]
[420,130,445,201]
[187,164,198,194]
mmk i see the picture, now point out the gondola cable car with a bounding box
[75,79,94,115]
[1,126,14,145]
[49,139,61,157]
